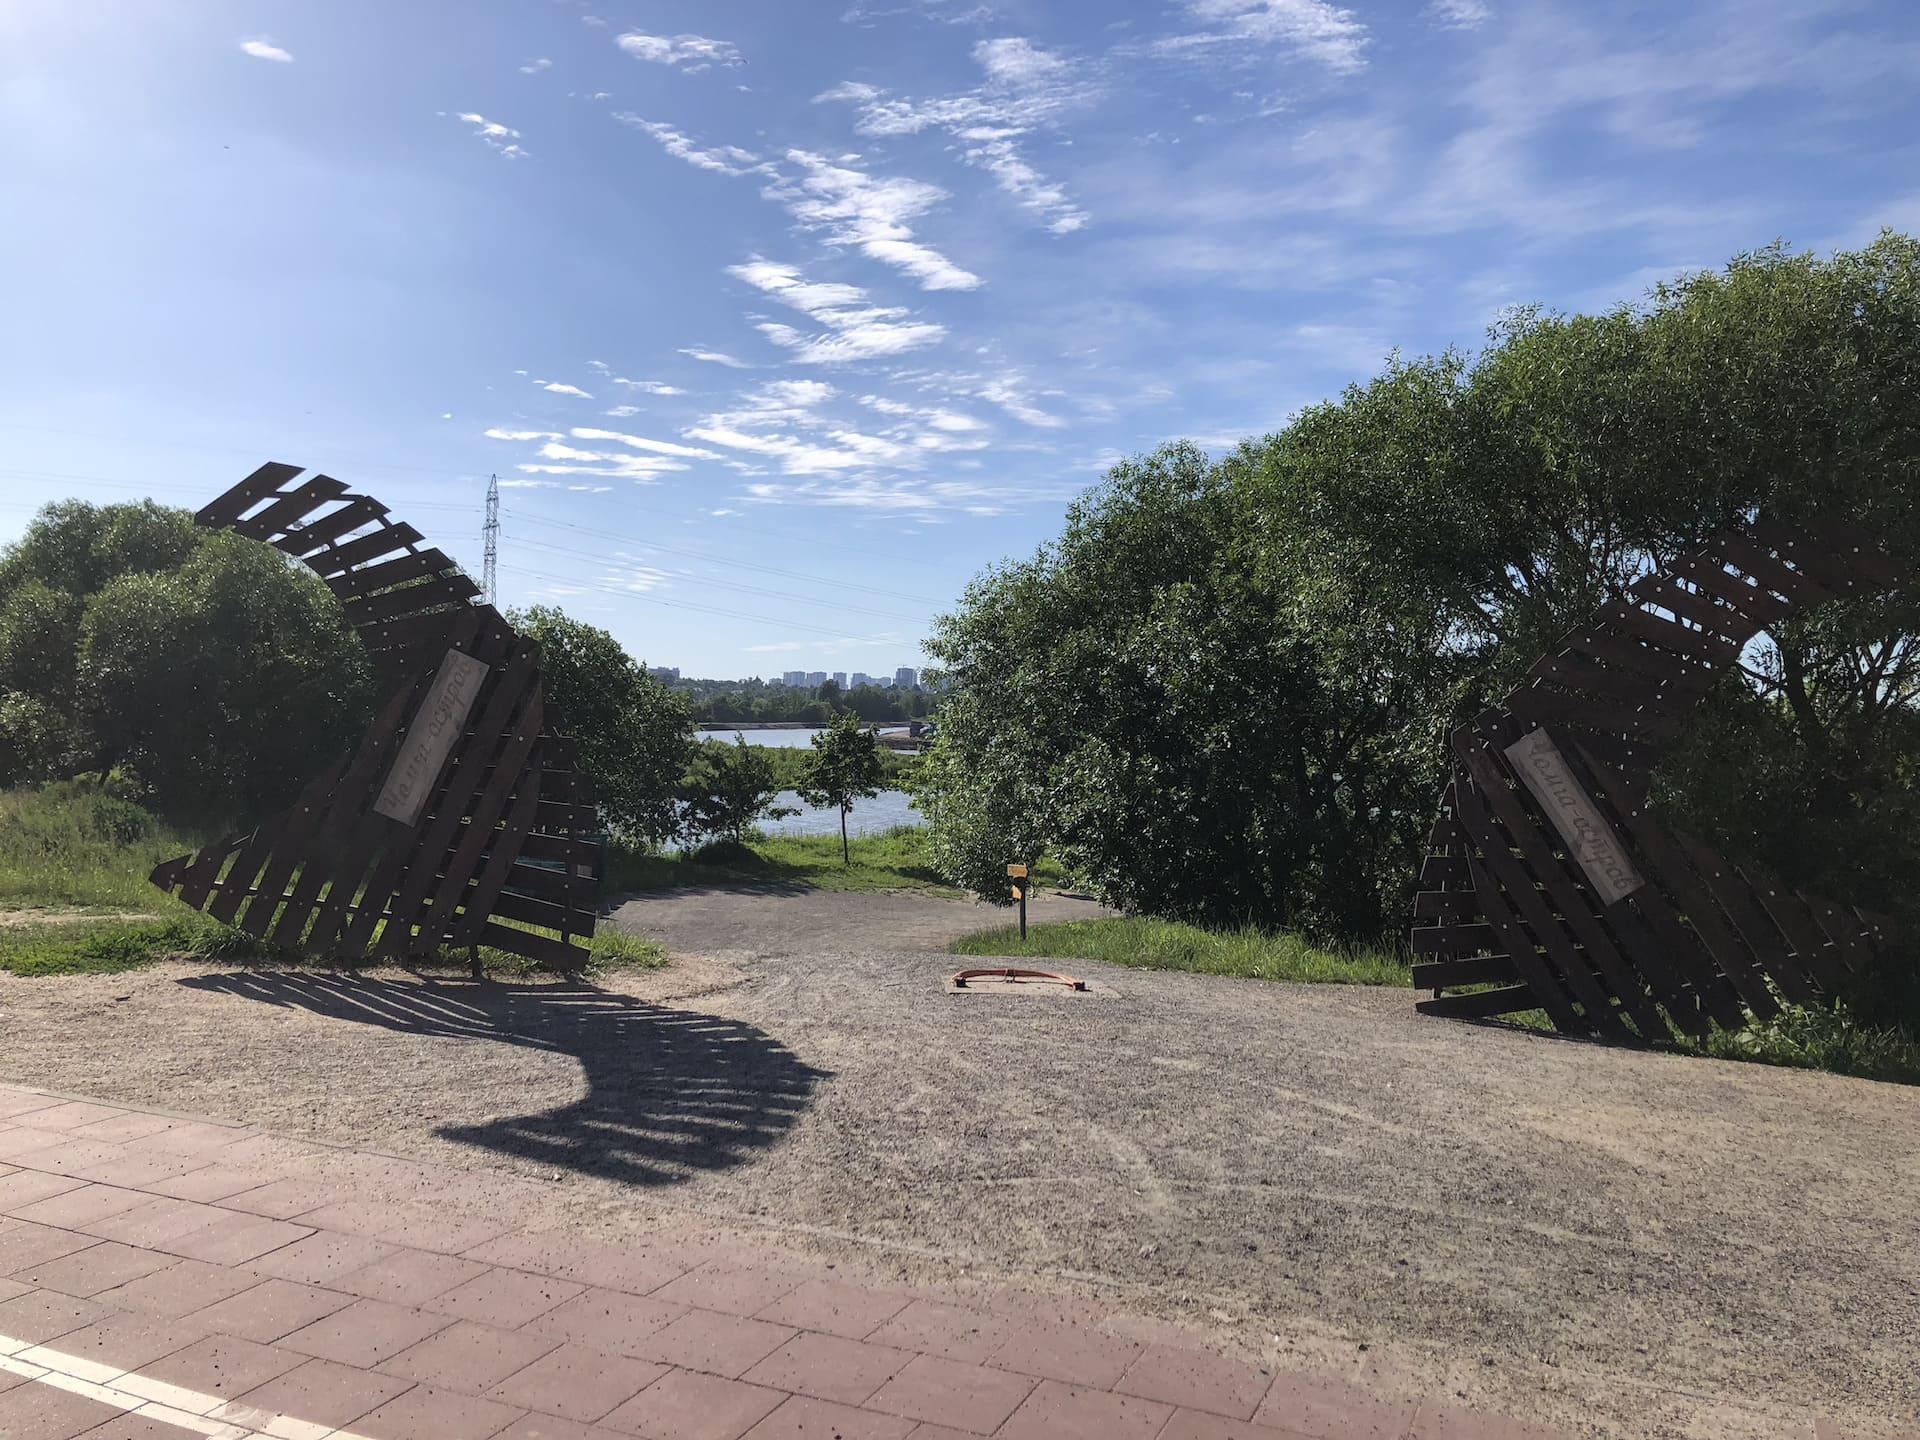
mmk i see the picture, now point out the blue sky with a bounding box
[1,1,1914,678]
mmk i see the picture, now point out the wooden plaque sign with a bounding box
[374,649,490,826]
[149,463,603,971]
[1410,514,1894,1041]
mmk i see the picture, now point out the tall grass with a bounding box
[0,781,198,911]
[952,916,1411,987]
[0,783,665,978]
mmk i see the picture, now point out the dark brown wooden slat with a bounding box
[1741,866,1851,993]
[1412,954,1518,989]
[1531,652,1675,711]
[1455,739,1637,1041]
[535,799,599,833]
[356,608,470,658]
[1412,890,1478,921]
[203,813,294,927]
[1582,765,1781,1022]
[1448,755,1592,1036]
[266,659,453,948]
[1415,985,1541,1020]
[326,549,464,601]
[453,772,550,946]
[1410,922,1497,957]
[164,836,244,910]
[407,689,549,953]
[283,500,396,558]
[518,832,601,869]
[1629,574,1763,647]
[1566,625,1713,687]
[1609,603,1740,667]
[343,575,482,628]
[484,883,579,934]
[476,921,590,970]
[298,520,420,575]
[1803,896,1876,978]
[1674,557,1793,626]
[1506,685,1674,742]
[495,858,576,903]
[195,463,304,528]
[1714,532,1835,606]
[1540,735,1747,1033]
[1420,854,1470,888]
[230,476,351,542]
[363,641,543,958]
[330,628,521,956]
[1673,832,1818,1007]
[234,757,351,938]
[1796,517,1905,589]
[1471,715,1672,1042]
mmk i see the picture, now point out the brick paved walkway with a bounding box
[0,1082,1567,1440]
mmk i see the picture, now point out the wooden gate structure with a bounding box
[1411,515,1900,1041]
[149,463,602,971]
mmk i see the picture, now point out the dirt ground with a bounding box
[2,886,1916,1440]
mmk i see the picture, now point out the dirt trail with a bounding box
[2,885,1915,1439]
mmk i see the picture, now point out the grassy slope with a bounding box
[0,784,664,978]
[953,916,1410,987]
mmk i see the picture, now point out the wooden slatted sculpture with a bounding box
[149,463,602,971]
[1410,515,1898,1040]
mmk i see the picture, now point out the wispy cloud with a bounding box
[520,56,553,73]
[680,347,753,368]
[1425,0,1490,28]
[570,427,721,459]
[617,114,771,176]
[729,259,947,364]
[616,32,743,70]
[819,38,1091,235]
[533,379,593,397]
[1158,0,1370,75]
[767,151,981,290]
[612,377,687,394]
[240,39,293,63]
[454,112,528,159]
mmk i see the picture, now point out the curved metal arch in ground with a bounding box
[148,462,603,970]
[1410,514,1899,1042]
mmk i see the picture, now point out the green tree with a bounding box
[798,711,885,865]
[924,235,1920,971]
[509,606,693,845]
[679,736,797,846]
[0,501,371,820]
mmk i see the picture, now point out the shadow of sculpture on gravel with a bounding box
[178,971,827,1186]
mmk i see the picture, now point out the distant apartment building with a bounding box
[781,670,806,687]
[894,666,918,689]
[647,666,679,682]
[832,671,848,689]
[806,670,828,687]
[851,672,873,688]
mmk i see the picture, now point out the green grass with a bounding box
[951,915,1411,987]
[606,824,962,896]
[0,782,667,980]
[1700,1002,1920,1085]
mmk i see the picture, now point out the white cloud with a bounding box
[817,40,1090,235]
[520,56,553,73]
[618,114,771,176]
[570,426,721,459]
[611,377,686,394]
[1426,0,1490,27]
[534,379,593,397]
[485,427,562,441]
[455,112,528,159]
[766,151,981,290]
[240,39,293,63]
[680,347,752,367]
[616,32,742,70]
[1160,0,1370,75]
[605,404,641,417]
[728,258,948,365]
[586,359,610,373]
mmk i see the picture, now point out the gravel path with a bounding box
[1,886,1915,1439]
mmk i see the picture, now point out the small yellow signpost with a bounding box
[1007,863,1029,939]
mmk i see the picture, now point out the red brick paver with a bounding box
[0,1081,1610,1440]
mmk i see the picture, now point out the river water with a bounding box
[695,727,921,839]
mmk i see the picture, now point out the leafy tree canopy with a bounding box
[922,234,1920,985]
[798,711,885,864]
[0,501,373,821]
[509,605,693,845]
